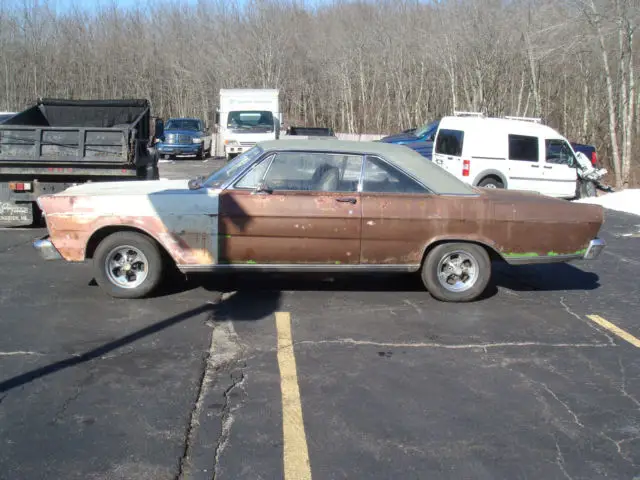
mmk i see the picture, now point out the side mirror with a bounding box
[252,181,273,195]
[155,119,164,136]
[215,112,220,125]
[188,176,205,190]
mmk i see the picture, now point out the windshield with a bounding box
[414,120,439,139]
[204,146,264,189]
[227,110,274,131]
[165,119,201,131]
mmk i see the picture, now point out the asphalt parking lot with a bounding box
[1,158,639,480]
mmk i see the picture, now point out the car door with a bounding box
[506,133,546,192]
[360,155,434,266]
[542,138,579,198]
[218,150,364,265]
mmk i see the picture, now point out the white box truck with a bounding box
[214,89,282,160]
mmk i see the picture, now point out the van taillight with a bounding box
[462,159,470,177]
[591,151,597,166]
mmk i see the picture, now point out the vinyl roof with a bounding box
[257,138,477,195]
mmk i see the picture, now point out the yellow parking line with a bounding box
[587,315,640,348]
[275,311,312,480]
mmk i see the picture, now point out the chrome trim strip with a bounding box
[504,254,583,265]
[177,263,421,273]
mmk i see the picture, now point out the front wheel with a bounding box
[421,242,491,302]
[93,231,164,299]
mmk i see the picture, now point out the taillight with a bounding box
[8,182,32,192]
[462,159,470,177]
[591,151,597,166]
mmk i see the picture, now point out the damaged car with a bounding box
[33,139,606,302]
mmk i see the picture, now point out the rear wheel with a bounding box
[478,176,504,189]
[421,242,491,302]
[93,231,164,299]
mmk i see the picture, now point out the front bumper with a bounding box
[33,237,62,260]
[157,143,202,155]
[583,238,606,260]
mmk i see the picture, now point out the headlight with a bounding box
[225,139,240,146]
[192,137,204,144]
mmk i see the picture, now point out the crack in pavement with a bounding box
[51,372,94,425]
[617,356,640,409]
[212,366,247,480]
[176,316,245,480]
[0,351,45,356]
[555,438,573,480]
[559,297,616,346]
[503,361,640,470]
[295,338,613,352]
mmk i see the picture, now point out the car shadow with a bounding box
[151,260,600,300]
[491,262,600,292]
[0,288,283,394]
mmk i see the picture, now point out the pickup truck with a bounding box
[0,98,159,226]
[571,142,598,167]
[155,117,211,160]
[379,120,439,159]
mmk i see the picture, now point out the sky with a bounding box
[7,0,202,14]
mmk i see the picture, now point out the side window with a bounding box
[545,139,576,167]
[509,134,539,162]
[234,154,274,189]
[262,152,363,192]
[435,129,464,156]
[363,156,428,194]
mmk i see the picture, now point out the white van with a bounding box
[432,114,579,198]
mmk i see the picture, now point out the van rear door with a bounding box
[433,129,465,179]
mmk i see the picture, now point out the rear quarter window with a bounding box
[435,129,464,156]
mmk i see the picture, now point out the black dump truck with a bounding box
[0,98,160,226]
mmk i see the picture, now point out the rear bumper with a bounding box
[583,238,606,260]
[33,237,62,260]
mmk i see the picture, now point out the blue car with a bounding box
[379,120,439,159]
[156,117,212,160]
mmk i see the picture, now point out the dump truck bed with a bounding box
[0,99,151,167]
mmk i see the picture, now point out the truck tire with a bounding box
[93,231,164,299]
[478,176,504,189]
[421,242,491,302]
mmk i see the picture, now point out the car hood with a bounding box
[53,179,191,197]
[380,132,418,143]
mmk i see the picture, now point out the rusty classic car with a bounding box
[33,138,606,302]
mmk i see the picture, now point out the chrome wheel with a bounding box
[484,183,497,189]
[104,245,149,289]
[436,250,479,293]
